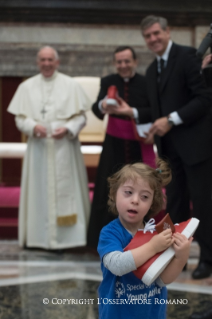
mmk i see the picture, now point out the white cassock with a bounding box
[7,71,91,249]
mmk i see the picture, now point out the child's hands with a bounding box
[172,232,193,261]
[150,229,174,254]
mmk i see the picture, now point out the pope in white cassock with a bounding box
[7,46,91,249]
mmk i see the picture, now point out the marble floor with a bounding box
[0,241,211,319]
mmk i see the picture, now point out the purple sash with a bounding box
[107,116,156,168]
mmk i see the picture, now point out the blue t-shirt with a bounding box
[97,218,167,319]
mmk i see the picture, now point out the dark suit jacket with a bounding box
[146,43,212,165]
[92,73,151,124]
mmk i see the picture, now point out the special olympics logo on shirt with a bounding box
[115,281,125,298]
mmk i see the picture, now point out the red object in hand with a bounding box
[124,217,199,286]
[107,86,119,106]
[155,213,175,234]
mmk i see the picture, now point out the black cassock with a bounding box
[87,73,151,249]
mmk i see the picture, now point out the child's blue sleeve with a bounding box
[97,221,132,261]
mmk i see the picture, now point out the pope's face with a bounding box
[37,48,59,78]
[114,49,137,78]
[142,23,170,56]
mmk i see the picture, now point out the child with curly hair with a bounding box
[97,159,192,319]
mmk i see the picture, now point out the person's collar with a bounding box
[156,40,173,62]
[119,72,136,82]
[41,70,58,82]
[118,216,146,236]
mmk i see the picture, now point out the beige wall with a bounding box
[0,23,209,78]
[0,24,194,46]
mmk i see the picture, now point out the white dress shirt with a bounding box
[156,40,183,125]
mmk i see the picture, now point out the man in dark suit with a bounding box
[141,15,212,279]
[189,57,212,319]
[87,46,153,249]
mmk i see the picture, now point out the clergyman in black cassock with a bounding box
[87,46,152,249]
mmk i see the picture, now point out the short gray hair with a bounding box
[141,15,168,33]
[37,46,59,61]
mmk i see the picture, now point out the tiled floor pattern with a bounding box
[0,241,211,319]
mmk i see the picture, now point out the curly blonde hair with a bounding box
[107,158,171,220]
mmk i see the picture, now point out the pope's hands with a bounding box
[34,125,67,139]
[34,124,47,138]
[52,127,68,139]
